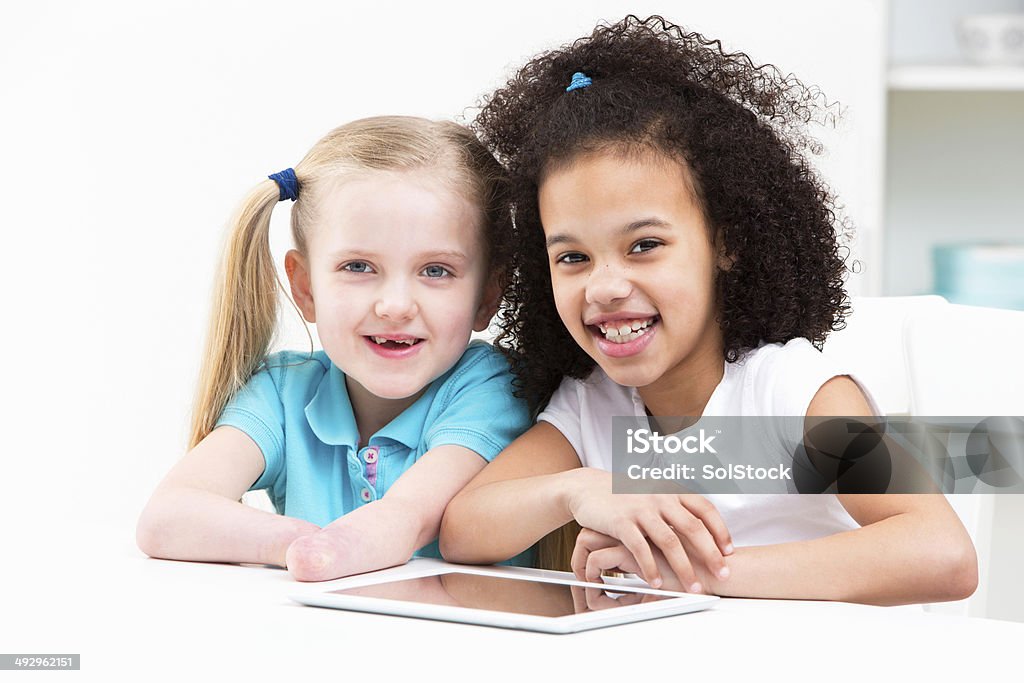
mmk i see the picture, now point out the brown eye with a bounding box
[556,252,588,264]
[629,239,662,254]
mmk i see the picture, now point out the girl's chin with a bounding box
[344,372,427,401]
[363,384,425,401]
[598,364,661,389]
[581,346,661,387]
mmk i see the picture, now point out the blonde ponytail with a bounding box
[189,181,282,447]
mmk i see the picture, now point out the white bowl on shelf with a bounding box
[957,13,1024,66]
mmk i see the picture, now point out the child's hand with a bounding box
[565,468,732,590]
[571,527,720,594]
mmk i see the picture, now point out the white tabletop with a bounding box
[4,519,1023,681]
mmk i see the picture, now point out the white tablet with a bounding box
[291,561,717,634]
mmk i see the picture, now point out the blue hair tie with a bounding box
[565,72,592,92]
[269,167,299,202]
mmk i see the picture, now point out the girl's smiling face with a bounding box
[287,169,496,403]
[538,151,726,396]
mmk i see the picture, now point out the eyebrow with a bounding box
[545,218,671,249]
[331,249,470,263]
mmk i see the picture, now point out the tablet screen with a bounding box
[328,572,673,617]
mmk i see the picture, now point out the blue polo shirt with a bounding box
[216,341,532,561]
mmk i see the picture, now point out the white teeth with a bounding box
[606,329,644,343]
[596,318,654,342]
[372,337,417,345]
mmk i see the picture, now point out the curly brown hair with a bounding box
[477,15,852,414]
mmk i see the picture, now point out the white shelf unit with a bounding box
[882,70,1024,298]
[884,0,1024,300]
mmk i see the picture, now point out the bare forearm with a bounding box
[136,487,319,567]
[700,513,977,605]
[440,470,584,564]
[307,499,430,576]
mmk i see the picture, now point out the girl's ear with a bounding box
[285,249,317,323]
[472,272,504,333]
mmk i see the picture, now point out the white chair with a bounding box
[822,295,948,415]
[905,303,1024,417]
[904,303,1024,618]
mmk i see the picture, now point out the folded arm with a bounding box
[135,426,320,567]
[439,422,585,565]
[578,493,976,605]
[574,377,979,605]
[703,493,976,604]
[285,444,489,581]
[440,421,733,589]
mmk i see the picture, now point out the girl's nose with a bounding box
[585,264,633,305]
[374,281,419,321]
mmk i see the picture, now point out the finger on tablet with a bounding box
[584,545,632,583]
[616,525,661,588]
[571,528,619,581]
[569,584,588,614]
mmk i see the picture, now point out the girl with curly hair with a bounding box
[440,16,977,605]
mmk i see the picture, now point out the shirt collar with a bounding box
[305,362,360,448]
[305,361,440,450]
[374,386,435,450]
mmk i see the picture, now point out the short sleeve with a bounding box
[215,365,286,491]
[753,339,880,417]
[423,347,532,461]
[537,376,584,458]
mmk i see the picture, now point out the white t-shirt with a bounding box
[538,338,881,547]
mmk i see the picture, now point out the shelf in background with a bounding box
[888,64,1024,91]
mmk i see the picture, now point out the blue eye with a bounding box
[556,252,589,265]
[342,261,374,274]
[629,239,662,254]
[422,264,452,278]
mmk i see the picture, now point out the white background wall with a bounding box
[0,0,886,539]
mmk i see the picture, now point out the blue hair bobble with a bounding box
[565,72,593,92]
[269,167,299,202]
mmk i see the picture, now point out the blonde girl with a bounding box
[137,116,531,581]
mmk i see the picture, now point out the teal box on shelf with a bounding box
[933,244,1024,310]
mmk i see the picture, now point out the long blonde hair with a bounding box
[189,116,509,448]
